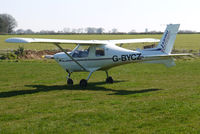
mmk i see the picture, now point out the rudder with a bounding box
[156,24,180,54]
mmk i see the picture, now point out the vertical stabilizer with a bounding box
[156,24,180,54]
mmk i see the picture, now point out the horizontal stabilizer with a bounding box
[144,53,192,58]
[143,58,175,67]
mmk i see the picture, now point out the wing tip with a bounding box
[5,38,30,43]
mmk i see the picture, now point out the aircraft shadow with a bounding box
[0,81,163,98]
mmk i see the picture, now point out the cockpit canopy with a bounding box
[72,45,90,58]
[72,44,105,58]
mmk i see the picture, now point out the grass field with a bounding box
[0,59,200,133]
[0,34,200,133]
[0,34,200,51]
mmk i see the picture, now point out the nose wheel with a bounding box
[66,71,73,85]
[67,78,73,85]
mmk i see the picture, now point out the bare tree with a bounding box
[96,28,104,34]
[0,14,17,33]
[179,30,196,34]
[71,28,77,33]
[85,27,104,34]
[24,29,34,34]
[86,27,96,33]
[39,30,55,34]
[111,28,118,33]
[63,27,71,33]
[77,28,84,33]
[128,29,136,34]
[15,29,25,34]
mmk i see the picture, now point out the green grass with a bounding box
[0,59,200,133]
[1,34,200,51]
[0,33,200,133]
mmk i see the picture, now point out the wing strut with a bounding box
[54,43,87,71]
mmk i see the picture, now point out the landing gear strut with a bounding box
[105,71,113,83]
[66,70,113,88]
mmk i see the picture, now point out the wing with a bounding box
[5,38,107,45]
[6,37,159,45]
[109,38,160,44]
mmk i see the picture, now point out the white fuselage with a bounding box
[53,43,143,72]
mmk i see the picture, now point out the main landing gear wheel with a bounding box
[105,71,113,84]
[67,78,73,85]
[80,79,87,88]
[106,76,113,83]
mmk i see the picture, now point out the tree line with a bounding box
[13,27,120,34]
[0,13,199,34]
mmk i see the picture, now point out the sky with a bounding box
[1,0,200,32]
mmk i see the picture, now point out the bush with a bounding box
[14,46,25,58]
[0,54,7,60]
[0,53,17,60]
[7,53,17,59]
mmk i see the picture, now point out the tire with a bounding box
[67,78,73,85]
[80,79,87,88]
[106,77,113,83]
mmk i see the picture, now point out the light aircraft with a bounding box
[6,24,189,88]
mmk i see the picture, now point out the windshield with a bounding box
[72,45,90,58]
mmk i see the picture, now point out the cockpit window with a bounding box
[96,47,105,57]
[72,45,90,58]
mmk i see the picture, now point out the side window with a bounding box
[96,47,105,57]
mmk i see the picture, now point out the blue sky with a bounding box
[1,0,200,32]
